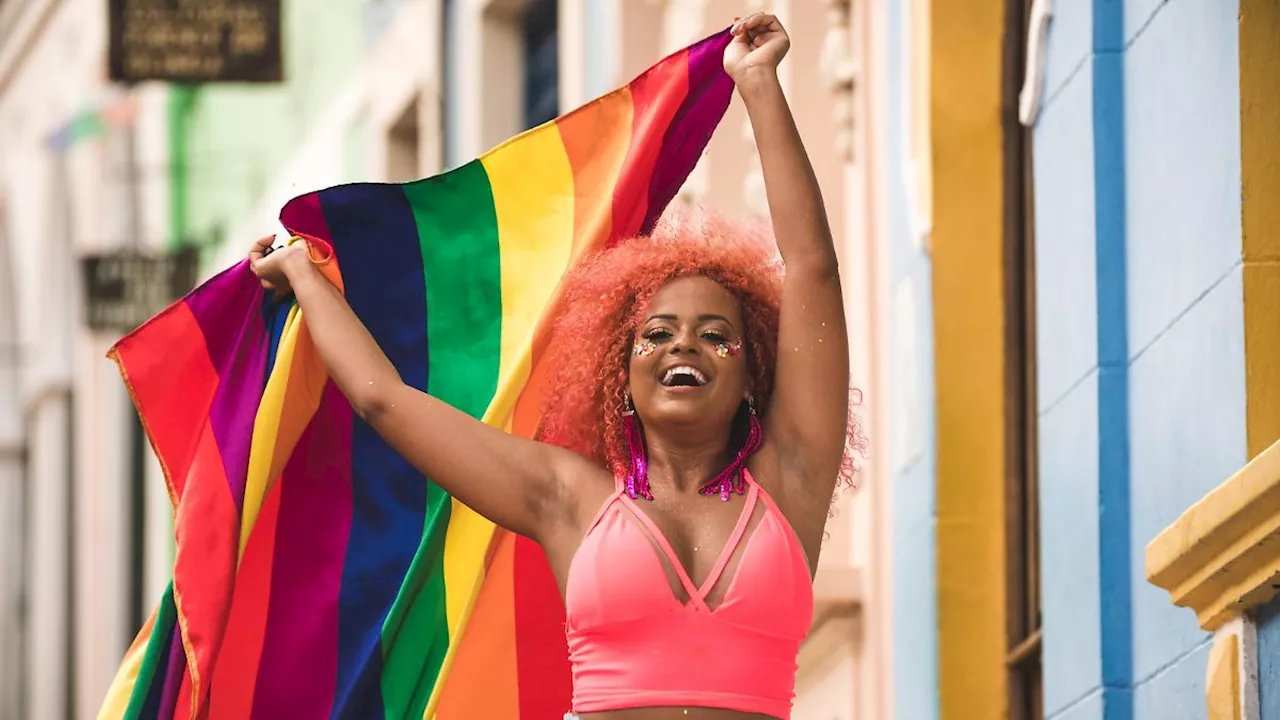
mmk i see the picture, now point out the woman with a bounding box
[249,13,858,720]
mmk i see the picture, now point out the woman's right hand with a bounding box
[249,234,309,298]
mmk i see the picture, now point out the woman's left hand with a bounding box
[723,12,790,86]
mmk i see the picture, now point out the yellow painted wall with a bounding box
[1239,0,1280,459]
[930,0,1009,717]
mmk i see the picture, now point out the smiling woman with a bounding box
[538,214,790,501]
[244,13,865,719]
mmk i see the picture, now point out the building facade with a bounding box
[907,0,1280,719]
[0,0,176,716]
[1140,0,1280,717]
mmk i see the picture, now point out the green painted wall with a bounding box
[171,0,365,254]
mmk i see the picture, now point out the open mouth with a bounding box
[660,365,709,388]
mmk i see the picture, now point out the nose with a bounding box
[669,326,700,354]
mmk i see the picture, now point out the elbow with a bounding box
[350,381,400,424]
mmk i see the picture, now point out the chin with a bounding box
[645,395,728,427]
[645,407,704,428]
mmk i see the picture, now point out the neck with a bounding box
[643,427,733,494]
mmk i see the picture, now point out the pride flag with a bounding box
[99,30,734,719]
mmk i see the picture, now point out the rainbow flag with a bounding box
[99,30,734,720]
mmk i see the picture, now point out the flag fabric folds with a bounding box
[99,30,735,720]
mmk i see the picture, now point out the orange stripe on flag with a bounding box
[510,87,635,439]
[435,532,520,718]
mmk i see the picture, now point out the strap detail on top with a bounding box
[620,496,703,603]
[741,469,784,523]
[583,481,626,537]
[696,481,758,598]
[740,469,814,578]
[620,481,760,612]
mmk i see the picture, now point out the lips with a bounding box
[660,365,709,387]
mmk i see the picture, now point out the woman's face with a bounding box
[628,276,749,431]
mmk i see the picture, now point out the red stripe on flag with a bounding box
[514,535,572,717]
[171,424,238,715]
[110,301,219,502]
[207,472,282,719]
[609,48,691,244]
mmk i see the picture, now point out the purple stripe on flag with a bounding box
[279,192,332,243]
[250,383,352,719]
[184,262,270,511]
[641,29,734,233]
[156,631,185,719]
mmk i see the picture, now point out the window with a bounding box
[1003,0,1042,718]
[522,0,558,129]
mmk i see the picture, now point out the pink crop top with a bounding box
[564,469,814,719]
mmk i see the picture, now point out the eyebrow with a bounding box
[646,313,733,324]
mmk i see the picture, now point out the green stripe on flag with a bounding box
[377,160,504,717]
[123,583,178,718]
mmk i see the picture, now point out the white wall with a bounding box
[0,0,174,714]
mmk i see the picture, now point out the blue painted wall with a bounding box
[1033,1,1127,717]
[1033,0,1244,718]
[1259,594,1280,720]
[884,1,938,718]
[1124,0,1244,712]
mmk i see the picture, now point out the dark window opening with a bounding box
[1003,0,1042,718]
[522,0,558,129]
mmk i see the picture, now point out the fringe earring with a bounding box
[700,396,764,501]
[621,393,653,500]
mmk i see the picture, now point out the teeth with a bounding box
[662,366,708,386]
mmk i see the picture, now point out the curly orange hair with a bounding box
[538,213,865,495]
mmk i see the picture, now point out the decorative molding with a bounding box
[1146,438,1280,631]
[820,0,857,162]
[1206,631,1240,720]
[1204,615,1260,720]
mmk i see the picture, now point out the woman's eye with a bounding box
[702,332,727,343]
[645,330,672,341]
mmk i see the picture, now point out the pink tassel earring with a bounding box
[621,393,653,500]
[700,396,764,501]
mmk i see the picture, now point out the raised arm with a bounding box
[249,237,591,541]
[728,15,850,498]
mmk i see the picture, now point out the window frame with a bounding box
[1002,0,1043,717]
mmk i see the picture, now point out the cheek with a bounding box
[627,354,656,385]
[726,361,750,392]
